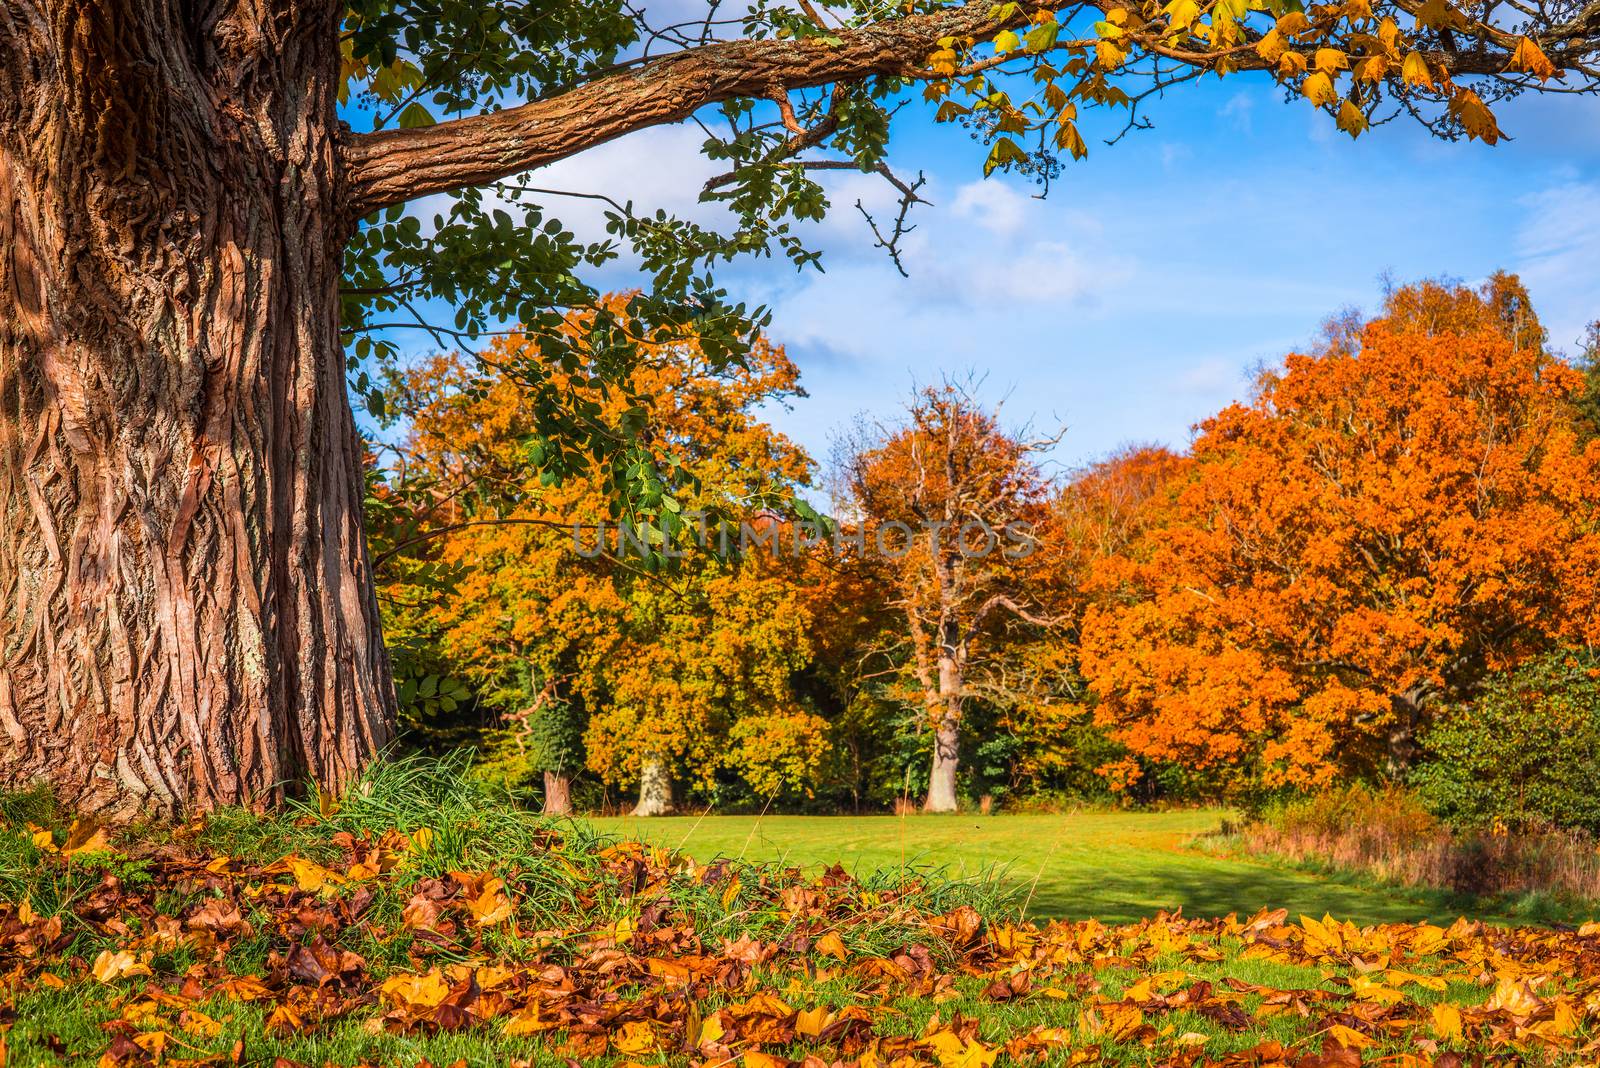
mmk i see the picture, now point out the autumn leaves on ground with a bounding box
[3,766,1600,1068]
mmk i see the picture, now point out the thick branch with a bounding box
[335,0,1598,216]
[342,0,1057,215]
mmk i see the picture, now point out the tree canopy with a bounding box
[1081,276,1600,792]
[333,0,1600,529]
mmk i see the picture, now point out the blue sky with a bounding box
[391,63,1600,483]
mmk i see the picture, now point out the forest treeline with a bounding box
[373,274,1600,828]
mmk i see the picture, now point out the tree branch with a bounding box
[342,0,1054,216]
[340,0,1600,217]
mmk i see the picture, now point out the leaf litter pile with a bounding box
[3,781,1600,1067]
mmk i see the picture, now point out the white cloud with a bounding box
[1170,357,1244,396]
[1219,92,1255,135]
[533,123,730,243]
[1514,177,1600,352]
[950,179,1035,236]
[1160,143,1194,170]
[943,239,1130,306]
[403,123,726,249]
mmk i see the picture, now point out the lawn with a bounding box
[588,809,1531,927]
[4,770,1596,1067]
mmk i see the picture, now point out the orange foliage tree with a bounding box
[382,301,826,814]
[839,385,1065,812]
[985,446,1189,797]
[1081,276,1600,793]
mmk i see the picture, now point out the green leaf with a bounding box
[398,102,436,129]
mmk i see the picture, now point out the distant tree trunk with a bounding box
[0,3,394,817]
[1386,686,1427,778]
[632,756,674,816]
[923,640,963,813]
[542,770,574,815]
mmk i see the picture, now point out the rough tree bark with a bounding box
[0,1,392,816]
[542,770,574,816]
[631,756,674,816]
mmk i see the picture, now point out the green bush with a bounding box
[1413,650,1600,834]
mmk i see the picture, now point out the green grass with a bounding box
[586,809,1550,926]
[7,762,1599,1067]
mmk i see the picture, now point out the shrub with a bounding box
[1232,783,1600,904]
[1413,650,1600,834]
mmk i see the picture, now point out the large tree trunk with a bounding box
[0,2,393,817]
[923,642,963,813]
[631,756,674,816]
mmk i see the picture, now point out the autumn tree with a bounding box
[839,385,1062,812]
[3,1,1597,815]
[383,301,823,815]
[981,445,1186,798]
[1081,276,1600,792]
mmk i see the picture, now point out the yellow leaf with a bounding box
[1415,0,1465,28]
[91,950,152,984]
[1349,973,1401,1002]
[409,827,435,853]
[1255,28,1287,62]
[730,992,794,1018]
[744,1054,790,1068]
[1275,10,1310,34]
[1401,51,1433,87]
[1302,71,1338,106]
[698,1012,727,1047]
[1164,0,1201,31]
[469,877,515,926]
[1324,1023,1375,1049]
[926,1030,999,1068]
[379,969,452,1010]
[182,1010,223,1038]
[1485,976,1540,1016]
[131,1032,169,1057]
[796,1005,831,1038]
[1055,120,1088,160]
[317,787,340,819]
[611,1020,657,1055]
[1430,1002,1463,1041]
[1450,88,1501,143]
[1278,51,1308,76]
[1551,998,1580,1036]
[1314,47,1349,71]
[1384,969,1447,991]
[63,820,115,858]
[287,856,343,892]
[816,930,848,959]
[1377,16,1402,50]
[503,1007,559,1036]
[1507,36,1556,80]
[29,828,55,852]
[1336,99,1369,137]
